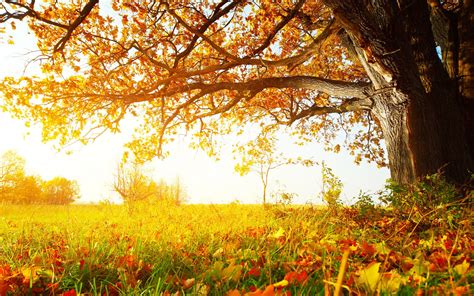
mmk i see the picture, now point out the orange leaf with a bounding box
[226,289,241,296]
[182,278,195,290]
[262,285,275,296]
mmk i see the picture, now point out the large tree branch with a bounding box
[288,97,372,124]
[1,1,68,28]
[157,76,372,101]
[62,75,372,104]
[135,21,337,92]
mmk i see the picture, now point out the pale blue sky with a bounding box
[0,20,390,204]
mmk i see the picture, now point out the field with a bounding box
[0,202,472,295]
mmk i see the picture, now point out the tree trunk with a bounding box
[324,0,473,185]
[458,0,474,162]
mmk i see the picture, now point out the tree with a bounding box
[0,150,79,204]
[0,0,472,188]
[171,176,187,205]
[42,177,80,204]
[234,130,313,204]
[0,150,27,203]
[113,158,186,205]
[0,150,25,184]
[13,175,43,204]
[113,159,157,204]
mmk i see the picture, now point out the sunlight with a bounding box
[1,1,470,294]
[0,5,389,205]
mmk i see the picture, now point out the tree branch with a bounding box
[289,97,372,124]
[1,0,99,53]
[171,0,243,66]
[53,0,99,53]
[250,0,307,56]
[156,76,372,101]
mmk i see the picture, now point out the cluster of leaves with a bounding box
[0,195,471,295]
[320,162,343,207]
[0,150,79,205]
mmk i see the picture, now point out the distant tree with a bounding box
[13,175,43,204]
[113,157,187,205]
[42,177,80,204]
[0,150,26,185]
[0,150,27,203]
[170,176,187,205]
[113,159,159,204]
[0,150,79,204]
[234,130,313,205]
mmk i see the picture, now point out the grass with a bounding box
[0,202,472,295]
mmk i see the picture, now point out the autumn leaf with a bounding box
[284,271,308,285]
[271,227,285,239]
[248,267,261,278]
[226,289,241,296]
[356,262,381,292]
[453,260,470,275]
[379,272,403,293]
[222,264,243,282]
[273,279,289,288]
[61,289,77,296]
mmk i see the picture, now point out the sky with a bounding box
[0,17,390,205]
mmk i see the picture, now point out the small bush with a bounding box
[353,191,376,216]
[378,173,471,229]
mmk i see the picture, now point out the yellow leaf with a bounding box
[223,264,242,282]
[379,272,403,293]
[213,247,224,258]
[454,260,470,275]
[271,227,285,239]
[273,279,289,288]
[357,262,381,292]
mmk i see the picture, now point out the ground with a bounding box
[0,202,472,295]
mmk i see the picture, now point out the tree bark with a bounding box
[324,0,473,185]
[458,0,474,163]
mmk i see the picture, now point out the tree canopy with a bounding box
[0,0,472,185]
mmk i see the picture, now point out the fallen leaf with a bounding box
[273,279,288,288]
[356,262,380,292]
[453,260,470,275]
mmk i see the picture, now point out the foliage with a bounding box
[0,0,385,168]
[352,191,377,217]
[381,173,461,211]
[320,162,343,207]
[42,177,80,205]
[272,189,298,206]
[0,150,79,204]
[378,173,471,229]
[0,200,472,295]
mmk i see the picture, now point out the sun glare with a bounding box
[0,12,389,205]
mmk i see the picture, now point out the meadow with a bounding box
[0,201,472,295]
